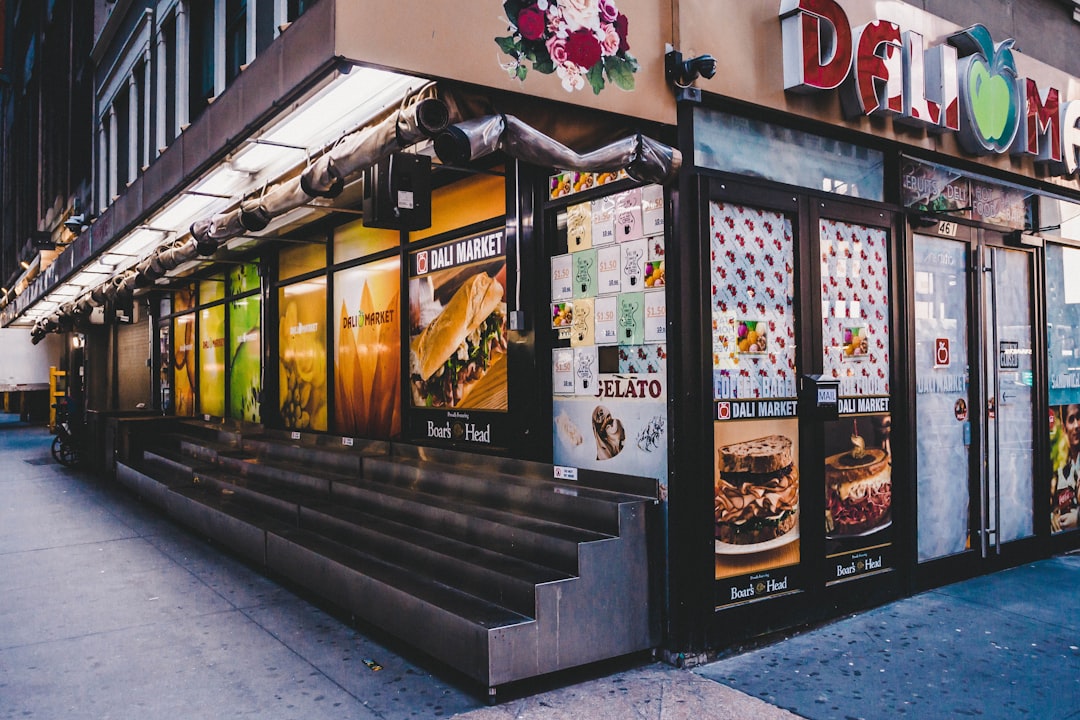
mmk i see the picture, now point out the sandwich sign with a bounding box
[780,0,1080,175]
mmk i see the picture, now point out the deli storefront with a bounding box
[52,0,1080,665]
[661,0,1080,651]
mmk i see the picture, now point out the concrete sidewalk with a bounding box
[0,419,791,719]
[3,416,1077,719]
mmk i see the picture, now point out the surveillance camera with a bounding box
[685,54,718,81]
[665,51,718,88]
[63,214,86,233]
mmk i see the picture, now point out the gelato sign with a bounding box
[780,0,1080,174]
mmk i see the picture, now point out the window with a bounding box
[225,0,247,85]
[287,0,317,22]
[188,0,216,122]
[161,12,177,145]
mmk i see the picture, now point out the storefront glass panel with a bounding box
[198,276,225,305]
[334,218,399,265]
[159,322,172,413]
[408,173,506,243]
[693,108,884,201]
[226,262,260,296]
[984,246,1034,545]
[913,235,971,561]
[819,219,894,583]
[198,304,226,417]
[334,258,402,437]
[1046,243,1080,534]
[173,314,195,416]
[279,240,326,280]
[710,202,800,605]
[228,294,261,422]
[278,278,328,431]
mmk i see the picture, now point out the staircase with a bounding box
[114,419,660,691]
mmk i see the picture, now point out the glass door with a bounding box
[981,243,1035,554]
[914,232,1037,574]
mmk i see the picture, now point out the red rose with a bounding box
[565,28,602,69]
[517,5,546,41]
[615,13,630,53]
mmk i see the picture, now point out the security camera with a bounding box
[63,214,86,233]
[666,51,718,88]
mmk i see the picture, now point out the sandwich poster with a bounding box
[198,304,226,418]
[279,280,328,432]
[408,229,508,414]
[334,259,401,438]
[714,419,800,608]
[823,414,894,584]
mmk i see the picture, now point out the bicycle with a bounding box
[50,403,81,467]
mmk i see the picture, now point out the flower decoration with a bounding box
[496,0,638,94]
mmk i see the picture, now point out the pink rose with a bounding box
[516,4,547,40]
[565,27,602,69]
[600,23,620,56]
[598,0,619,23]
[546,35,569,64]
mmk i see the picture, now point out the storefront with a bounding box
[12,0,1080,675]
[662,0,1080,652]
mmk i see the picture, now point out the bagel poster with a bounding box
[408,229,509,414]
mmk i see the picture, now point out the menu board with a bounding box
[819,219,893,583]
[711,202,800,607]
[552,185,668,488]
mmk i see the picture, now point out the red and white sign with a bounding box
[935,337,951,368]
[779,0,1080,173]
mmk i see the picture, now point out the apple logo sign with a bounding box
[951,24,1020,154]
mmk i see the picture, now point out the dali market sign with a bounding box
[780,0,1080,176]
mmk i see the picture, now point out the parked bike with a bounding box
[50,404,81,467]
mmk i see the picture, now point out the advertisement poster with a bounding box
[198,304,225,418]
[711,203,801,607]
[228,295,261,423]
[279,279,327,432]
[819,219,890,403]
[824,414,894,583]
[335,259,401,438]
[173,315,194,416]
[553,372,667,483]
[820,220,892,579]
[1046,244,1080,534]
[714,419,800,607]
[711,203,798,403]
[408,228,508,415]
[1050,405,1080,533]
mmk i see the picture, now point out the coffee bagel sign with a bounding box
[780,0,1080,175]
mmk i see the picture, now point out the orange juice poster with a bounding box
[333,258,402,438]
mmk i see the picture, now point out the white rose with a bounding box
[557,0,600,32]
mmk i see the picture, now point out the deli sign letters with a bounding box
[780,0,1080,175]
